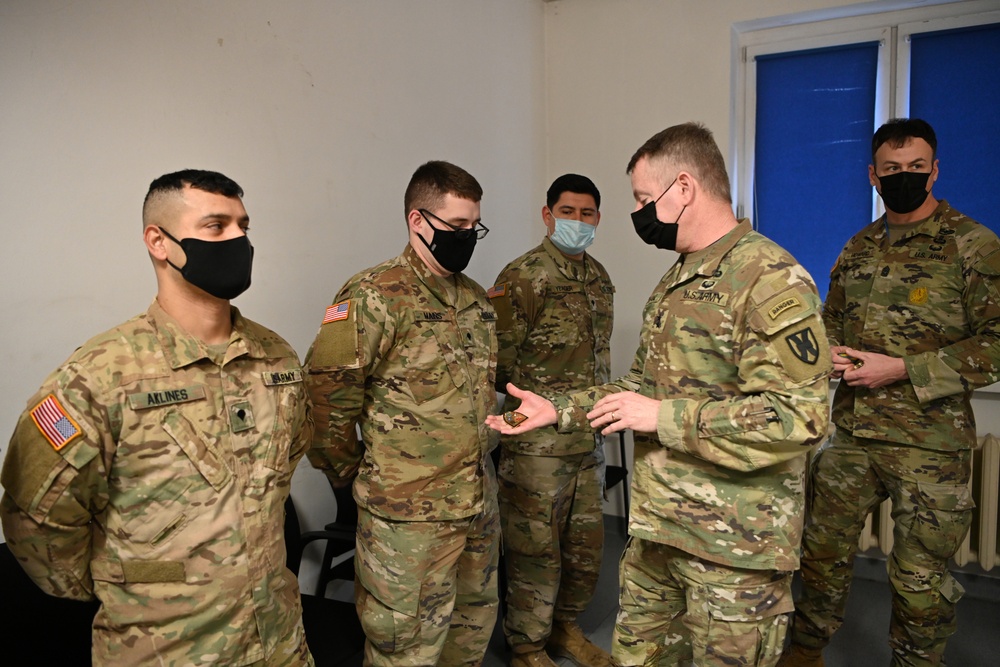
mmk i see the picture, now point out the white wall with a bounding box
[0,0,546,543]
[4,0,996,545]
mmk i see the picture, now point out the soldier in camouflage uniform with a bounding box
[487,123,831,667]
[304,161,500,666]
[781,119,1000,667]
[489,174,614,667]
[0,170,314,666]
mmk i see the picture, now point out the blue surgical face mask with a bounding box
[549,217,596,255]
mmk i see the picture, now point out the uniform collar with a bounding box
[674,219,752,284]
[148,299,264,369]
[541,236,591,282]
[402,243,479,311]
[866,199,949,245]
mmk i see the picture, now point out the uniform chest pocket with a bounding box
[531,288,587,349]
[403,321,467,405]
[161,410,232,491]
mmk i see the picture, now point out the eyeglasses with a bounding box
[419,209,489,240]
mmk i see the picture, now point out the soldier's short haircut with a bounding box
[404,161,483,216]
[872,118,937,161]
[626,122,732,204]
[546,173,601,210]
[142,170,243,227]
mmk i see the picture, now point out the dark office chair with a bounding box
[284,496,365,665]
[302,479,358,598]
[604,430,630,536]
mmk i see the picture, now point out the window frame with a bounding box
[730,0,1000,390]
[730,0,1000,220]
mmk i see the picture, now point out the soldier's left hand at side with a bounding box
[589,392,660,435]
[835,345,908,389]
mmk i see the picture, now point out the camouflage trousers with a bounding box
[354,502,500,667]
[498,448,604,652]
[246,628,315,667]
[613,537,792,666]
[792,432,973,666]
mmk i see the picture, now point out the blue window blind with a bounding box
[909,23,1000,233]
[754,43,879,298]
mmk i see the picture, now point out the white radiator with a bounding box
[857,434,1000,571]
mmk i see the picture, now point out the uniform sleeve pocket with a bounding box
[748,287,831,385]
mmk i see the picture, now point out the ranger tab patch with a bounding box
[785,327,820,365]
[30,394,82,451]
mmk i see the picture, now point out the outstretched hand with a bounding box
[485,383,557,435]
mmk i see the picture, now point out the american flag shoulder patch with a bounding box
[323,300,350,324]
[30,394,82,451]
[486,283,506,299]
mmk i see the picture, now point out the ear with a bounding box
[868,164,879,189]
[542,206,556,236]
[676,171,696,204]
[929,158,940,190]
[144,225,169,260]
[406,209,425,233]
[593,210,601,227]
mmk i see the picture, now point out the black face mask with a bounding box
[631,179,685,250]
[876,171,931,214]
[160,228,254,300]
[418,212,478,273]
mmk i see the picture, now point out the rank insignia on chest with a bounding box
[785,327,820,365]
[909,286,929,305]
[229,401,255,433]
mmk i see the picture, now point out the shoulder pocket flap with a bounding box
[748,287,817,336]
[309,299,363,370]
[973,246,1000,276]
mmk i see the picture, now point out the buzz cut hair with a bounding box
[626,122,732,204]
[872,118,937,162]
[142,169,243,227]
[404,161,483,216]
[546,173,601,210]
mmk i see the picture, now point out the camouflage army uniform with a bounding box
[489,237,614,653]
[305,244,500,667]
[550,221,831,666]
[0,300,314,666]
[792,201,1000,666]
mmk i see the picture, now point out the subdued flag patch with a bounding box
[30,394,82,451]
[323,300,350,324]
